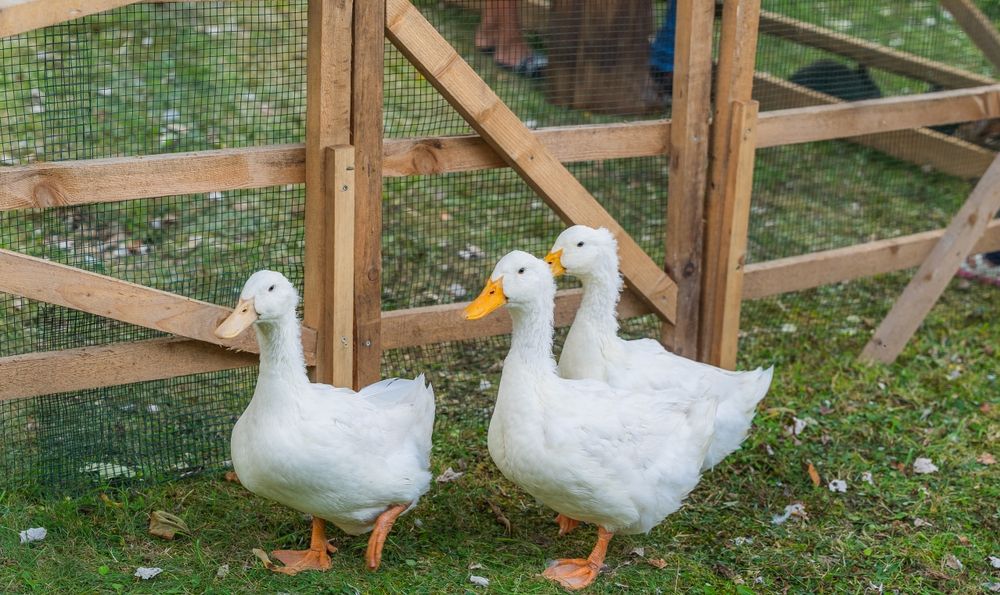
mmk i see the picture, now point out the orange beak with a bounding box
[215,298,258,339]
[464,277,506,320]
[544,249,566,277]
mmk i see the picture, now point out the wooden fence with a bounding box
[2,0,1000,401]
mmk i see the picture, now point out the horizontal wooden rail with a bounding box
[759,10,995,89]
[0,145,305,210]
[0,0,137,38]
[0,338,258,401]
[0,248,317,358]
[742,219,1000,299]
[757,85,1000,147]
[383,120,669,176]
[382,286,651,350]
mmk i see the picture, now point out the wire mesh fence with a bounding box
[0,0,994,490]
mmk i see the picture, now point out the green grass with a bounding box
[2,274,999,593]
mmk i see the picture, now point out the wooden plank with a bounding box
[757,85,1000,147]
[663,0,716,355]
[0,146,305,211]
[700,0,761,362]
[0,248,318,360]
[0,338,257,401]
[0,0,137,37]
[711,101,759,369]
[743,219,1000,300]
[754,72,996,179]
[383,120,670,176]
[352,0,385,387]
[759,10,995,89]
[940,0,1000,73]
[385,0,678,325]
[325,146,355,388]
[860,154,1000,363]
[382,288,651,350]
[303,0,352,385]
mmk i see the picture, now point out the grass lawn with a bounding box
[1,0,1000,592]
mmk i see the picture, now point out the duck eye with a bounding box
[268,285,275,292]
[518,267,525,274]
[577,241,584,247]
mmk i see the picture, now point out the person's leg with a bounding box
[492,0,533,68]
[649,0,677,93]
[476,0,500,51]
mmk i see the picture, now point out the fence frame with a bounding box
[1,0,999,403]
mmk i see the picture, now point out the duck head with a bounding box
[215,270,299,339]
[464,250,555,320]
[544,225,618,279]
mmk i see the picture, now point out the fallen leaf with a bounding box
[828,479,847,493]
[486,500,511,535]
[980,402,992,413]
[435,467,464,483]
[469,575,490,587]
[149,510,190,540]
[215,564,230,578]
[134,567,163,580]
[468,562,484,570]
[913,457,939,474]
[913,518,932,528]
[943,554,963,571]
[224,471,240,483]
[251,548,276,570]
[19,527,46,544]
[977,453,996,465]
[647,558,668,569]
[99,493,121,508]
[807,463,821,487]
[772,503,808,525]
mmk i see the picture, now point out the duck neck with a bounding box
[506,297,558,375]
[253,312,309,387]
[576,257,622,337]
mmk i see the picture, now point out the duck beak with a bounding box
[215,298,258,339]
[544,249,566,277]
[464,277,506,320]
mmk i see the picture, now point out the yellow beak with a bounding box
[215,298,258,339]
[544,249,566,277]
[464,277,506,320]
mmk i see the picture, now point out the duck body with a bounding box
[548,225,773,470]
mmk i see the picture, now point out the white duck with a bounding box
[465,251,718,590]
[545,225,773,471]
[214,271,435,574]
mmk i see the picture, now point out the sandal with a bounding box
[957,254,1000,287]
[497,54,548,78]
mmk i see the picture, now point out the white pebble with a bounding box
[135,567,163,580]
[19,527,47,544]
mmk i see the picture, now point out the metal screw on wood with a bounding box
[340,336,348,347]
[364,340,372,347]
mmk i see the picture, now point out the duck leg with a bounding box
[555,513,580,536]
[542,526,613,590]
[365,503,408,570]
[270,517,336,575]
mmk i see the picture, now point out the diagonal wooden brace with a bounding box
[860,153,1000,363]
[0,248,318,360]
[384,0,678,324]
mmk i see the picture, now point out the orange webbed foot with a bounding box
[270,547,333,575]
[542,558,602,590]
[365,503,409,571]
[555,514,580,536]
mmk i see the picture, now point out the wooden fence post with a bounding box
[700,0,761,364]
[304,0,353,385]
[664,0,716,358]
[351,0,385,388]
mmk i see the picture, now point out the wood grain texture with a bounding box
[386,0,678,324]
[0,338,258,401]
[700,0,761,362]
[382,287,650,350]
[754,73,996,179]
[303,0,353,384]
[324,146,355,388]
[860,154,1000,363]
[383,120,670,176]
[0,248,318,359]
[0,146,305,210]
[663,0,716,355]
[710,101,759,369]
[742,219,1000,300]
[759,9,995,89]
[352,0,385,387]
[940,0,1000,73]
[0,0,136,37]
[757,85,1000,147]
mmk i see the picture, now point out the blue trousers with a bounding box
[650,0,677,74]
